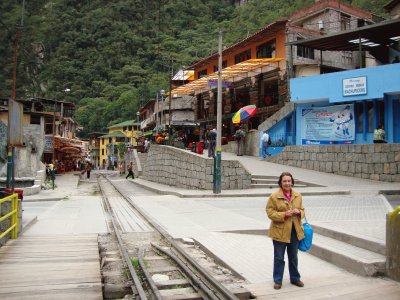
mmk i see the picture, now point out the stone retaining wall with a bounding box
[269,144,400,182]
[142,145,251,190]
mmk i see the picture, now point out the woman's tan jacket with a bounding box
[266,188,305,243]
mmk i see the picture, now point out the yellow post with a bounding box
[11,194,18,239]
[0,193,19,240]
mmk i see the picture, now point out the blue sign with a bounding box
[301,104,355,145]
[207,79,233,88]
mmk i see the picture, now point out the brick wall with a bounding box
[269,144,400,182]
[142,144,251,190]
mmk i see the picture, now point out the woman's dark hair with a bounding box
[278,172,294,188]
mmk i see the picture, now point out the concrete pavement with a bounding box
[20,153,400,298]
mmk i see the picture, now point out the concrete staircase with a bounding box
[250,175,324,189]
[310,225,386,277]
[236,225,386,277]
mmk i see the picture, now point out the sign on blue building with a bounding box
[343,76,367,96]
[301,104,355,145]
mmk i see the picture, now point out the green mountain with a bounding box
[0,0,387,137]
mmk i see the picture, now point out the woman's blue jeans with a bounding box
[272,227,301,284]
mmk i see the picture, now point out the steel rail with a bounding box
[106,176,240,300]
[151,242,218,300]
[138,246,163,300]
[98,176,148,300]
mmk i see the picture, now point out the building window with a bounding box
[296,38,314,59]
[109,138,112,144]
[256,40,276,58]
[102,149,104,155]
[377,101,385,128]
[356,102,363,133]
[233,88,250,112]
[197,94,207,119]
[198,69,207,79]
[235,49,251,64]
[213,61,227,72]
[341,51,353,65]
[45,122,53,135]
[367,102,374,132]
[259,79,279,108]
[30,115,41,125]
[341,13,350,31]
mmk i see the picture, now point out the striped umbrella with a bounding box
[232,104,257,124]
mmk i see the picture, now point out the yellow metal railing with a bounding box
[0,193,19,240]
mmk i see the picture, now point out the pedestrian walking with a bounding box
[86,162,92,179]
[144,138,150,152]
[126,162,134,179]
[266,172,305,290]
[235,126,246,156]
[261,130,271,158]
[207,128,217,158]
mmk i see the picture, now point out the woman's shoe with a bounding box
[291,280,304,287]
[273,282,282,289]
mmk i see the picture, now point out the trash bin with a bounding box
[192,142,196,153]
[3,188,24,201]
[196,141,204,154]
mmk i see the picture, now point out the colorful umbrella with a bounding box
[232,104,257,124]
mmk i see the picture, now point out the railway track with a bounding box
[98,175,252,300]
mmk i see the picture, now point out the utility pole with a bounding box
[7,0,25,191]
[213,31,223,194]
[168,58,173,145]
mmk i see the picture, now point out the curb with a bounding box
[130,178,351,198]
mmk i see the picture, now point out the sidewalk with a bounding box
[132,150,400,198]
[22,172,108,234]
[20,154,400,297]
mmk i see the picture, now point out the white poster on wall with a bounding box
[301,104,355,145]
[44,135,54,153]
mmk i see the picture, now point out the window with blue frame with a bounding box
[367,102,374,132]
[356,102,363,133]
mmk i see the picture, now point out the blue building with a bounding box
[286,19,400,146]
[290,63,400,145]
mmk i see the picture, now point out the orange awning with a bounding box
[171,58,284,95]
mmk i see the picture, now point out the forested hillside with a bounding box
[0,0,388,137]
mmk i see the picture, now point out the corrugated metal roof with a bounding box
[171,58,284,95]
[108,120,139,129]
[99,131,126,138]
[287,18,400,51]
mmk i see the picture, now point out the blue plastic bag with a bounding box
[299,222,313,252]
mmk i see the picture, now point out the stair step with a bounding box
[250,183,308,189]
[313,224,385,255]
[310,233,385,277]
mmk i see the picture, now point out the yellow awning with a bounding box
[171,58,284,95]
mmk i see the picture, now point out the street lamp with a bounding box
[136,111,140,131]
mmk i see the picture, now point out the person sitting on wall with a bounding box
[373,124,387,143]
